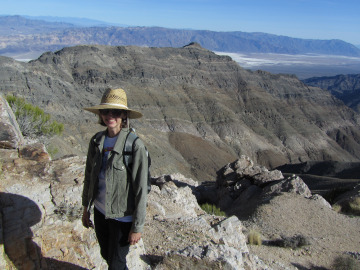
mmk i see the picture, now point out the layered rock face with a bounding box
[0,44,360,182]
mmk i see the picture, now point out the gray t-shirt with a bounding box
[94,134,132,222]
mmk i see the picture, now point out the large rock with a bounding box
[143,174,265,269]
[214,156,312,217]
[262,175,312,197]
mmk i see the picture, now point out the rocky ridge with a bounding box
[303,74,360,112]
[1,44,360,182]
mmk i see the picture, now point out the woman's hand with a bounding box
[128,231,142,245]
[82,207,93,228]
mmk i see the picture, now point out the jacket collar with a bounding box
[94,128,130,154]
[112,128,129,154]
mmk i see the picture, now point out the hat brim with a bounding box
[83,104,143,119]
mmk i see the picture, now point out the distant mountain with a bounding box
[1,44,360,181]
[302,74,360,112]
[1,15,360,60]
[23,15,129,27]
[0,15,76,35]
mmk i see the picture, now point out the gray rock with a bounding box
[263,175,312,197]
[0,94,24,149]
[252,169,284,186]
[310,194,332,208]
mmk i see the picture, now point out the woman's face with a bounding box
[100,109,127,133]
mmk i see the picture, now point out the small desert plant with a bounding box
[332,203,342,213]
[200,203,226,216]
[0,160,3,180]
[348,197,360,215]
[46,145,59,158]
[332,255,360,270]
[6,95,64,138]
[248,229,262,245]
[272,234,310,249]
[334,197,360,216]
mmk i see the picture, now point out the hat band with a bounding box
[100,103,129,110]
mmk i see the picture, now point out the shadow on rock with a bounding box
[0,192,86,270]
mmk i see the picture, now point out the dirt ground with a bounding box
[241,193,360,269]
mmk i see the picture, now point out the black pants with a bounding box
[94,207,132,270]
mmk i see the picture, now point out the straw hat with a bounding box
[83,88,143,119]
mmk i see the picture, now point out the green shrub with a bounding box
[6,95,64,138]
[332,255,360,270]
[200,203,226,216]
[46,145,59,158]
[248,229,262,245]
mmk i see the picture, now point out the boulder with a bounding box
[212,156,312,219]
[263,175,312,197]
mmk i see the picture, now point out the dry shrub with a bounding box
[332,204,342,213]
[335,197,360,216]
[349,197,360,215]
[332,255,360,270]
[272,234,310,249]
[248,229,262,245]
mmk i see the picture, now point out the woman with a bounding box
[81,88,148,269]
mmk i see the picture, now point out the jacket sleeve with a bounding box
[130,138,148,233]
[82,136,96,208]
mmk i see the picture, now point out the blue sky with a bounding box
[2,0,360,45]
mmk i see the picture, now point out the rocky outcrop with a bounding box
[196,156,313,218]
[0,149,267,269]
[143,176,264,269]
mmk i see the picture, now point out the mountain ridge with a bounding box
[1,15,360,60]
[302,74,360,112]
[1,43,360,181]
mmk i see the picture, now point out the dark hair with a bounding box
[98,115,106,126]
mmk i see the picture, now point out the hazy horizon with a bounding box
[2,0,359,45]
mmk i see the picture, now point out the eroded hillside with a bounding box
[0,43,359,181]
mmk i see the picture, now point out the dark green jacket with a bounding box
[82,128,148,233]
